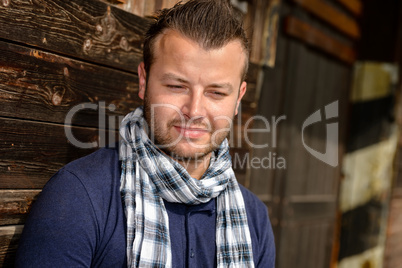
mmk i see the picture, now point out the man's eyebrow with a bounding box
[209,83,234,93]
[161,73,189,83]
[161,73,234,93]
[209,83,233,89]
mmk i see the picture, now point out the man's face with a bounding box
[138,30,247,161]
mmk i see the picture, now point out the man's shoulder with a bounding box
[63,146,120,175]
[51,146,121,199]
[17,145,127,267]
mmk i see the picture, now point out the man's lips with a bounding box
[173,126,210,139]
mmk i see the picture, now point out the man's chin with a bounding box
[159,145,214,162]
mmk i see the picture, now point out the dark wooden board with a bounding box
[0,117,110,189]
[284,16,356,64]
[0,0,148,72]
[279,221,334,267]
[0,40,141,127]
[0,225,23,268]
[291,0,360,39]
[0,190,40,226]
[336,0,362,17]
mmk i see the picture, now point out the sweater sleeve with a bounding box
[254,200,276,267]
[15,169,99,267]
[240,186,276,268]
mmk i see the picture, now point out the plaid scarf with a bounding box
[119,107,254,268]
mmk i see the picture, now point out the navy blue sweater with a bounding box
[16,147,275,267]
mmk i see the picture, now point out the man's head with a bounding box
[138,0,249,165]
[143,0,249,81]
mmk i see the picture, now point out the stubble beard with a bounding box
[143,93,232,162]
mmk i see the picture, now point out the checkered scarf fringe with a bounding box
[119,107,254,268]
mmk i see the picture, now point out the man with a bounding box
[16,0,275,267]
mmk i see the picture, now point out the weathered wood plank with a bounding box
[291,0,360,39]
[243,62,261,106]
[284,16,356,64]
[0,40,141,127]
[279,221,333,267]
[0,117,109,189]
[0,190,40,226]
[0,225,23,268]
[245,0,267,63]
[267,19,348,265]
[0,0,148,72]
[336,0,362,17]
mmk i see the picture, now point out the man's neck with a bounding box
[176,153,212,180]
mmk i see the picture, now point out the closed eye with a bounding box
[212,91,226,96]
[167,85,184,89]
[207,90,228,99]
[166,85,187,92]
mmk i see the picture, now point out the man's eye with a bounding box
[167,85,184,89]
[213,91,226,96]
[209,91,227,98]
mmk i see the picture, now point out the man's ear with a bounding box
[138,62,146,100]
[235,81,247,115]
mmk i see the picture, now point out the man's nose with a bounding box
[182,89,206,120]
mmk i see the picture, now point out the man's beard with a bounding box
[143,93,232,162]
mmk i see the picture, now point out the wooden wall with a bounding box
[101,0,188,17]
[248,0,360,267]
[0,0,265,266]
[5,0,390,267]
[0,1,145,265]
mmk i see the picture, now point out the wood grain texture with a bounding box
[0,40,141,127]
[0,117,110,189]
[0,225,23,268]
[291,0,360,39]
[0,190,40,226]
[284,16,356,64]
[0,0,148,72]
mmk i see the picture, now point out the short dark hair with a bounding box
[143,0,249,81]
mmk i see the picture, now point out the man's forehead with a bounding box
[154,29,247,59]
[150,29,248,81]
